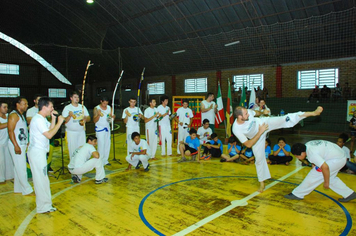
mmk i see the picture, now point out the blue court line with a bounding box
[138,176,352,236]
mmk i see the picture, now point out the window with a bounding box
[233,74,264,91]
[0,63,19,75]
[185,78,207,93]
[148,82,165,95]
[298,68,339,89]
[48,88,66,98]
[0,87,20,97]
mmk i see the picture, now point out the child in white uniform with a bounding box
[144,98,160,159]
[197,119,212,145]
[157,95,172,156]
[0,102,13,183]
[125,132,151,171]
[175,100,194,154]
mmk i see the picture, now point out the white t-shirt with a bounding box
[197,126,212,144]
[68,143,96,169]
[122,107,143,128]
[157,105,171,127]
[26,106,39,118]
[0,114,8,146]
[342,146,351,161]
[232,109,258,144]
[176,107,194,126]
[62,104,89,132]
[201,100,216,125]
[254,105,271,115]
[130,139,151,157]
[95,105,111,131]
[29,114,51,152]
[144,107,158,129]
[306,140,346,167]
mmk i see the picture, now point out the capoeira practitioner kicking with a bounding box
[157,95,172,156]
[144,98,160,160]
[68,135,107,184]
[62,91,90,159]
[8,96,33,195]
[285,141,356,202]
[175,100,194,154]
[122,98,143,156]
[28,97,64,213]
[0,101,13,184]
[232,106,323,192]
[125,132,151,172]
[93,97,115,166]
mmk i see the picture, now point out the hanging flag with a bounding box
[240,82,247,108]
[226,79,234,137]
[248,86,256,109]
[215,82,225,128]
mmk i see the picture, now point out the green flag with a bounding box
[240,82,247,108]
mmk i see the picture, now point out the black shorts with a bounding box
[184,144,198,155]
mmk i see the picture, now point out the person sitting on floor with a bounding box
[68,135,108,184]
[240,145,255,164]
[265,138,272,164]
[201,133,223,160]
[220,136,241,163]
[197,119,212,145]
[269,137,293,165]
[178,128,200,163]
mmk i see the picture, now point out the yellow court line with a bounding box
[173,166,304,236]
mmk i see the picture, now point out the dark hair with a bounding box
[101,96,109,102]
[129,97,137,101]
[202,119,210,125]
[210,133,218,139]
[70,91,80,98]
[0,101,8,107]
[33,94,42,101]
[12,96,27,120]
[266,138,271,147]
[189,128,197,135]
[234,106,244,118]
[278,137,286,143]
[259,97,265,103]
[206,92,214,98]
[291,143,306,155]
[160,95,169,104]
[87,135,98,142]
[38,97,53,111]
[131,132,140,140]
[338,133,349,143]
[228,136,237,144]
[148,97,156,104]
[182,99,189,105]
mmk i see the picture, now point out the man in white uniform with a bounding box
[232,106,323,192]
[144,98,160,159]
[93,97,115,166]
[0,101,13,183]
[197,119,212,145]
[285,141,356,202]
[28,97,64,213]
[200,93,217,132]
[68,135,107,184]
[157,95,172,156]
[122,98,143,155]
[125,132,151,172]
[62,91,90,159]
[175,100,194,154]
[26,94,41,125]
[8,96,33,195]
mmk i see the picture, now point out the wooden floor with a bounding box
[1,131,356,236]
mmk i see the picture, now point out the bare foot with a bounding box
[258,182,265,193]
[151,157,158,160]
[267,160,271,164]
[285,162,289,166]
[314,106,323,116]
[125,164,132,171]
[301,106,323,118]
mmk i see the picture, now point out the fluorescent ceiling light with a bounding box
[87,0,94,3]
[224,41,240,47]
[172,50,186,54]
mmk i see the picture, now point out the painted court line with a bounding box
[173,166,303,236]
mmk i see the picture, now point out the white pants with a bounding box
[69,158,105,181]
[145,126,158,159]
[177,125,189,154]
[8,142,33,195]
[292,158,354,198]
[4,145,14,180]
[96,129,111,165]
[159,125,172,155]
[28,147,53,213]
[66,130,86,159]
[126,126,140,155]
[0,144,9,182]
[126,154,149,169]
[252,112,304,182]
